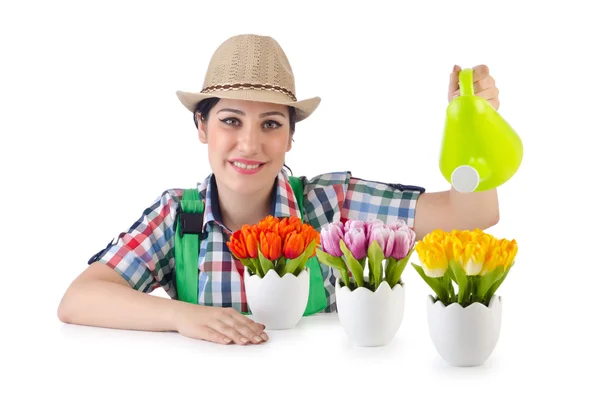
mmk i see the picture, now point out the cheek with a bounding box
[206,127,235,154]
[267,133,291,154]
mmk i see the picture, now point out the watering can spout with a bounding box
[439,68,523,192]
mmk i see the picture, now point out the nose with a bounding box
[237,124,261,155]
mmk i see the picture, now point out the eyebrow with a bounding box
[217,108,245,115]
[259,111,286,119]
[216,109,287,118]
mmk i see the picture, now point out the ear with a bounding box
[197,114,208,144]
[286,133,293,152]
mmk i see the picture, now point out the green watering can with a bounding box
[439,68,523,192]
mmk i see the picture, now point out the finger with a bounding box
[488,98,500,110]
[475,86,499,101]
[220,315,266,344]
[472,64,490,82]
[212,321,250,345]
[473,76,496,93]
[226,309,268,340]
[196,325,232,345]
[234,321,267,344]
[448,64,461,93]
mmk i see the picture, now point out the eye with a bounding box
[263,120,282,130]
[220,117,241,126]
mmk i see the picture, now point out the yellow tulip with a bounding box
[480,237,518,275]
[418,229,517,278]
[501,238,518,269]
[460,242,487,275]
[415,241,448,278]
[445,235,460,262]
[423,229,446,245]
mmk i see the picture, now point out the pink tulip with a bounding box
[343,227,367,260]
[365,219,384,241]
[320,221,344,257]
[369,225,394,258]
[344,220,365,234]
[391,228,415,259]
[389,219,409,232]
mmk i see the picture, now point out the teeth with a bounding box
[232,161,261,170]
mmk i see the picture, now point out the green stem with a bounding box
[447,276,455,303]
[340,268,350,289]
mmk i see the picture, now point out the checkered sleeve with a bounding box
[342,175,426,228]
[87,189,183,298]
[301,171,426,228]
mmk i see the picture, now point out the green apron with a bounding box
[174,176,327,316]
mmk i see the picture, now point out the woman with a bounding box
[57,34,501,346]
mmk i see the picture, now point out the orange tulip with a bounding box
[257,215,279,233]
[244,230,259,259]
[230,215,320,265]
[277,217,300,241]
[227,230,248,259]
[260,230,282,261]
[283,231,305,259]
[300,225,319,254]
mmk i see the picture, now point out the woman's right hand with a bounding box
[175,304,269,345]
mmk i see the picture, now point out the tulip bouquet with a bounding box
[411,229,518,307]
[226,215,321,278]
[315,218,416,292]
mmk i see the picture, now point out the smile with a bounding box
[231,161,263,170]
[229,161,266,175]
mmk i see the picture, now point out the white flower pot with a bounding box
[335,278,405,347]
[426,295,502,367]
[244,268,309,330]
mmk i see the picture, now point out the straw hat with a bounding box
[176,34,321,122]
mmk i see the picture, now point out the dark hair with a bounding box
[193,97,296,175]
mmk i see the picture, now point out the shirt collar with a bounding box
[196,169,302,234]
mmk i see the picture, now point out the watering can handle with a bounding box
[459,68,475,96]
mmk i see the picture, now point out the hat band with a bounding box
[201,83,297,102]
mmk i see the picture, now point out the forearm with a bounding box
[58,279,186,332]
[448,186,500,230]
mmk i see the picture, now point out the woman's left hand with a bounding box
[448,64,500,110]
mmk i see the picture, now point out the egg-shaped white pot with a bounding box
[335,278,405,347]
[427,294,502,367]
[244,268,309,330]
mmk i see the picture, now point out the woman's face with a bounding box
[198,98,293,196]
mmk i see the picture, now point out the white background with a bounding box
[1,0,599,395]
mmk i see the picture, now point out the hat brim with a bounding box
[176,89,320,122]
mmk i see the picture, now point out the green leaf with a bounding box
[316,249,346,271]
[315,248,350,286]
[449,259,468,305]
[367,240,384,290]
[384,257,395,285]
[484,262,514,303]
[240,258,256,275]
[249,258,262,277]
[339,239,364,287]
[476,265,505,301]
[274,256,287,277]
[411,263,450,305]
[282,256,301,275]
[445,260,458,284]
[386,247,415,287]
[257,247,274,276]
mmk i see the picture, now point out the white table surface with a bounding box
[6,294,594,397]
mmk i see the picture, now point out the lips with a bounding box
[228,159,266,175]
[229,158,266,166]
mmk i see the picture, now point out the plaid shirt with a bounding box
[89,170,425,313]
